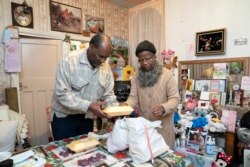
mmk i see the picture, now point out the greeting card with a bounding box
[185,79,195,91]
[210,80,220,92]
[209,92,221,105]
[221,110,237,132]
[213,63,227,79]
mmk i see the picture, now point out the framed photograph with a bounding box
[192,90,201,99]
[243,90,250,107]
[187,130,207,154]
[11,2,33,28]
[181,69,189,86]
[210,79,226,92]
[196,28,226,56]
[209,92,221,105]
[198,100,210,109]
[50,1,82,34]
[195,80,211,91]
[195,79,226,92]
[86,15,104,34]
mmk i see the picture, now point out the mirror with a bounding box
[178,57,250,90]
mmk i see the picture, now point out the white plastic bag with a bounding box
[126,117,169,164]
[106,118,129,153]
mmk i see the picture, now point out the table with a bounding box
[22,135,193,167]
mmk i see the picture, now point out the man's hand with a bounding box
[152,105,165,117]
[88,101,109,118]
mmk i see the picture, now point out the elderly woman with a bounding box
[123,40,179,149]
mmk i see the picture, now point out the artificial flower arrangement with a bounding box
[161,49,178,70]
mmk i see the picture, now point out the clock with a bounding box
[11,2,33,28]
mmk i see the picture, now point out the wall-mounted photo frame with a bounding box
[11,2,33,28]
[196,28,226,56]
[50,1,82,34]
[86,15,104,34]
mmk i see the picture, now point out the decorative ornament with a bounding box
[63,34,71,43]
[212,152,232,167]
[80,41,85,49]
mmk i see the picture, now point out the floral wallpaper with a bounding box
[0,0,129,103]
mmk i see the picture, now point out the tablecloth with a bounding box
[26,135,193,167]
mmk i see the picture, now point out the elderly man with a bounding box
[51,34,118,140]
[123,40,179,148]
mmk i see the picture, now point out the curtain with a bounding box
[128,0,165,69]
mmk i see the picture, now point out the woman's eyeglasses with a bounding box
[138,56,155,63]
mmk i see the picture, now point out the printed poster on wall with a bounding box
[4,39,21,72]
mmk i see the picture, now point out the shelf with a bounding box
[18,27,91,42]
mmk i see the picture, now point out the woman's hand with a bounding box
[152,105,165,117]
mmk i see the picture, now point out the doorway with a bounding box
[19,38,62,146]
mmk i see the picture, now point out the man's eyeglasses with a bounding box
[138,56,155,63]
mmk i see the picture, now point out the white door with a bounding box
[19,38,62,146]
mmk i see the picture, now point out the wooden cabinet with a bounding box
[225,131,236,159]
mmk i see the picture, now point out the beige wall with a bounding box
[0,0,129,103]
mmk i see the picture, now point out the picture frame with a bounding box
[198,100,210,110]
[196,28,226,56]
[195,79,226,92]
[50,1,82,34]
[195,79,211,91]
[86,15,104,34]
[11,2,33,28]
[210,79,226,92]
[187,130,207,154]
[209,92,221,105]
[181,68,189,86]
[243,90,250,107]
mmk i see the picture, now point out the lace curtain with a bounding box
[128,0,165,69]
